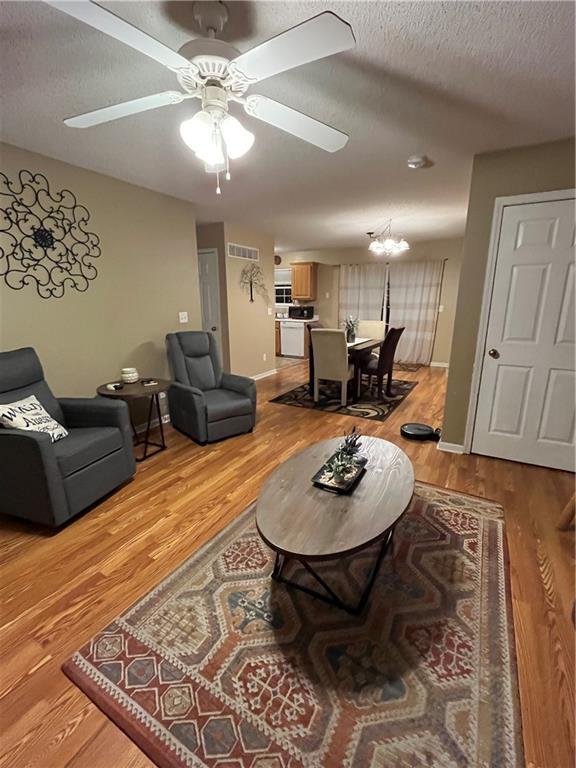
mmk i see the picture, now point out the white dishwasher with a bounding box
[280,320,305,357]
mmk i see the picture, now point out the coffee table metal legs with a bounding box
[271,527,394,615]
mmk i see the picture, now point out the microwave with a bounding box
[289,306,314,320]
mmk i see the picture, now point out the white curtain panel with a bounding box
[339,263,387,324]
[389,260,443,365]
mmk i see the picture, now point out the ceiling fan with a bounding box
[44,0,356,192]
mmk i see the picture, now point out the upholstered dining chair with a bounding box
[306,321,323,395]
[166,331,256,444]
[360,327,405,399]
[357,320,386,340]
[311,329,355,407]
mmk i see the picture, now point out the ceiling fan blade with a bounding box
[229,11,355,84]
[64,91,185,128]
[244,95,348,152]
[44,0,190,70]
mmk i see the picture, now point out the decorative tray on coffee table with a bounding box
[311,454,367,495]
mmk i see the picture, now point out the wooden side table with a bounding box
[97,378,170,462]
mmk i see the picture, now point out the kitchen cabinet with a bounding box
[291,262,318,301]
[275,321,281,355]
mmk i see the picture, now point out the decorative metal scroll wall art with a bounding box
[0,170,101,299]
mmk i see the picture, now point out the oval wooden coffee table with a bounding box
[256,436,414,614]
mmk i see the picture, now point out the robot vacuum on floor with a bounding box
[400,423,441,442]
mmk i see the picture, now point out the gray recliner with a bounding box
[166,331,256,444]
[0,348,136,527]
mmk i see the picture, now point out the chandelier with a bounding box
[367,221,410,256]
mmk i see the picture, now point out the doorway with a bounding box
[470,190,575,471]
[198,248,223,353]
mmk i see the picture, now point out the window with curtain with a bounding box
[388,261,443,365]
[338,260,444,365]
[338,263,387,323]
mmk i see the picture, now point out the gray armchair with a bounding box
[0,348,136,527]
[166,331,256,444]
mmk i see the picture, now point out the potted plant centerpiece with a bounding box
[312,427,367,493]
[344,315,359,343]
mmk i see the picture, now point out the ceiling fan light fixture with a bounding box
[220,114,254,159]
[49,3,356,196]
[203,160,226,174]
[179,110,214,154]
[195,134,225,166]
[181,109,253,190]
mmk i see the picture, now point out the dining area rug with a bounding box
[63,484,523,767]
[270,379,417,422]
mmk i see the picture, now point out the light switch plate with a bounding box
[267,306,272,315]
[325,292,330,299]
[179,311,188,323]
[438,305,444,313]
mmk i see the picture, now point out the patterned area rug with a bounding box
[63,484,524,767]
[270,379,417,422]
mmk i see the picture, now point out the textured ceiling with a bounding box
[0,1,574,250]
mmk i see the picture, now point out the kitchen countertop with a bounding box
[276,315,319,323]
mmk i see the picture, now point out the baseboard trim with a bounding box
[134,416,171,434]
[430,361,449,368]
[252,369,278,381]
[437,441,465,454]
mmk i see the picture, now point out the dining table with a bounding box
[346,337,383,399]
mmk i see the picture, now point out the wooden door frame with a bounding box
[463,188,576,454]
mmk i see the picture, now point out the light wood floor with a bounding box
[0,364,574,768]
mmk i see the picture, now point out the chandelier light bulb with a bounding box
[369,239,386,254]
[397,238,410,252]
[367,221,410,256]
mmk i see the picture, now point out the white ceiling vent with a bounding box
[227,242,259,261]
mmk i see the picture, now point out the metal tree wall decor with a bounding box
[240,262,269,303]
[0,170,101,299]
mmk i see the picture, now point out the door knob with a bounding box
[211,326,217,331]
[488,348,500,359]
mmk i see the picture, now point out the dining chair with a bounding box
[306,321,323,395]
[357,320,386,340]
[311,329,355,407]
[360,327,405,399]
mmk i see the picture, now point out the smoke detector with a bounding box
[407,155,431,169]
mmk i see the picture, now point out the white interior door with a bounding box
[198,249,222,351]
[472,196,575,471]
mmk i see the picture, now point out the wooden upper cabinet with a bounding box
[291,262,318,301]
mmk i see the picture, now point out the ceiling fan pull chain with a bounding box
[216,168,221,195]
